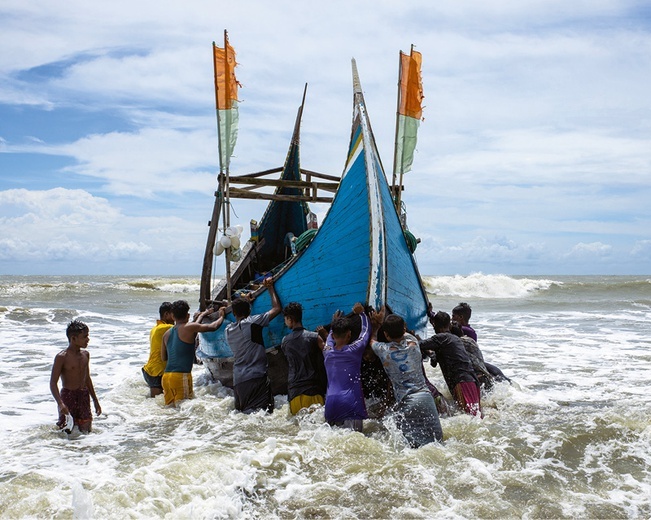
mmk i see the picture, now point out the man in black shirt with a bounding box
[420,311,482,417]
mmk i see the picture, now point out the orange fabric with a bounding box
[398,50,423,120]
[213,41,239,110]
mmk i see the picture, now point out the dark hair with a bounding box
[331,317,351,338]
[283,302,302,322]
[231,298,251,319]
[382,314,405,340]
[171,300,190,320]
[159,301,173,318]
[449,320,464,337]
[452,302,472,322]
[432,311,451,331]
[66,320,89,340]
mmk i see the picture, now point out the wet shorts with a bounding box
[234,375,274,414]
[162,372,194,406]
[393,390,443,447]
[142,367,162,389]
[57,387,92,432]
[453,381,483,417]
[289,394,324,415]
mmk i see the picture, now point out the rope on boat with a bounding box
[404,229,418,253]
[295,228,318,252]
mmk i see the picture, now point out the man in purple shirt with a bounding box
[323,304,371,432]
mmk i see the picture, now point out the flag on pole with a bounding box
[395,48,423,176]
[213,37,240,171]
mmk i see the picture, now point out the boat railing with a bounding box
[221,169,339,203]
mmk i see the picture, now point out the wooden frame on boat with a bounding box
[197,60,429,392]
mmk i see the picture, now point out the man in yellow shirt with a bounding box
[142,302,174,397]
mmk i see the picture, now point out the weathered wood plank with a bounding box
[223,188,334,203]
[227,175,339,193]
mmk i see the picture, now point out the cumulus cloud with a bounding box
[415,234,549,272]
[0,188,204,272]
[631,240,651,257]
[1,0,650,274]
[566,242,613,258]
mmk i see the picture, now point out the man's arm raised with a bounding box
[189,306,226,333]
[263,277,282,320]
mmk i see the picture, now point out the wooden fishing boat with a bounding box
[197,59,429,393]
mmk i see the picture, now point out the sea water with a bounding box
[0,274,649,519]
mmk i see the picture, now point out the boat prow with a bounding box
[198,60,429,393]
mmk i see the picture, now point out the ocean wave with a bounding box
[422,273,559,299]
[0,276,201,297]
[0,306,79,324]
[121,279,201,293]
[0,281,93,297]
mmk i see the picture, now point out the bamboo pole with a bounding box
[222,29,232,303]
[391,49,403,210]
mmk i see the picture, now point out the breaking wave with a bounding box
[0,276,201,297]
[422,273,559,299]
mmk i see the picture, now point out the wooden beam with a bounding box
[299,169,341,182]
[230,166,338,182]
[227,188,333,203]
[235,167,284,178]
[226,175,338,192]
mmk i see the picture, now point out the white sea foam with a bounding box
[1,275,650,518]
[422,272,559,298]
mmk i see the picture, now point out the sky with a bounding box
[1,0,650,276]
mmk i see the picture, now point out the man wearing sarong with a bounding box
[50,320,101,433]
[370,313,443,447]
[225,277,282,414]
[450,302,511,384]
[161,300,225,406]
[420,311,482,418]
[449,320,495,390]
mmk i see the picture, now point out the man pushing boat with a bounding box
[225,277,282,414]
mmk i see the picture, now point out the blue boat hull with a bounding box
[198,68,429,389]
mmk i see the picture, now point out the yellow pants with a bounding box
[162,372,194,406]
[289,394,324,415]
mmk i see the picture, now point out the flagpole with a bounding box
[222,29,232,303]
[392,49,405,214]
[211,40,225,307]
[395,46,416,215]
[213,42,223,167]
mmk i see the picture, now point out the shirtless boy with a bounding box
[49,320,101,433]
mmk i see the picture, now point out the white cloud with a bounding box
[0,188,204,272]
[631,240,651,257]
[566,242,613,257]
[1,0,650,275]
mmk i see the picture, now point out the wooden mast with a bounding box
[199,175,223,310]
[200,39,226,311]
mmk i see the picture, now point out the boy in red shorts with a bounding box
[50,320,101,433]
